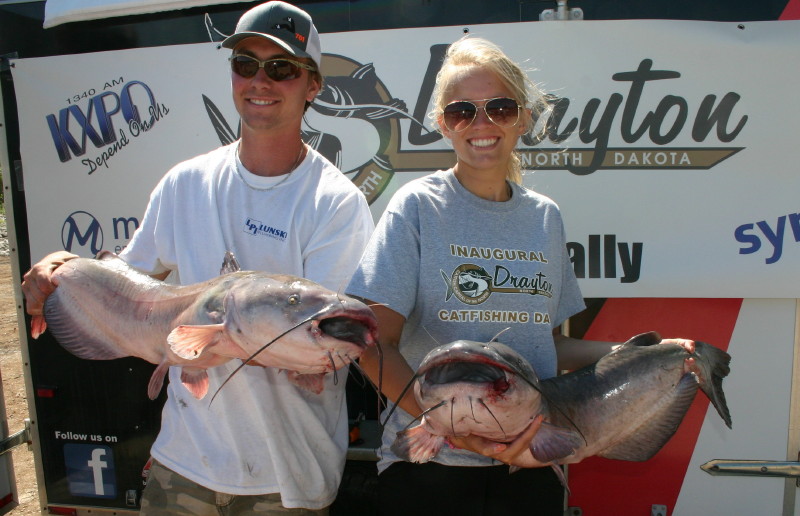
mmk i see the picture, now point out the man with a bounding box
[22,2,374,514]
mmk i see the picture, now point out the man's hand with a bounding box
[446,415,550,468]
[21,251,77,315]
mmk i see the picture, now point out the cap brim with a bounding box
[221,32,311,60]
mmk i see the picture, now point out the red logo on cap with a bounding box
[295,33,306,43]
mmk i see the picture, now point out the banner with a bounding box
[43,0,248,28]
[11,19,800,297]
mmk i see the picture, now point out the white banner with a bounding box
[43,0,250,28]
[10,20,800,297]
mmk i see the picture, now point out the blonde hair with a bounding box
[429,36,549,184]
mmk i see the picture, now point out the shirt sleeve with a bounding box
[302,189,375,292]
[118,173,175,277]
[346,196,422,318]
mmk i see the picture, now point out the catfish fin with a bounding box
[147,360,171,400]
[95,250,118,261]
[390,424,446,463]
[549,465,570,494]
[220,251,241,275]
[31,315,47,339]
[42,296,128,360]
[692,341,732,429]
[207,335,251,362]
[622,331,662,349]
[529,421,583,463]
[167,324,225,360]
[180,367,210,400]
[286,371,326,394]
[600,373,698,461]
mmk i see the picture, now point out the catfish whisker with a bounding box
[381,370,423,427]
[397,400,447,433]
[209,313,320,405]
[377,339,385,416]
[329,351,339,386]
[489,327,511,343]
[478,398,507,440]
[335,277,349,299]
[343,354,387,421]
[421,325,442,348]
[346,356,368,387]
[450,397,456,436]
[350,301,387,417]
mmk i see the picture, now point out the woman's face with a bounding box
[438,67,529,177]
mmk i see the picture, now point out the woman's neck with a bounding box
[452,164,512,202]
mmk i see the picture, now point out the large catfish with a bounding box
[391,332,731,484]
[31,251,378,400]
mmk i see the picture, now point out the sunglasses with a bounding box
[442,97,521,132]
[229,55,317,81]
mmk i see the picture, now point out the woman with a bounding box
[346,37,686,515]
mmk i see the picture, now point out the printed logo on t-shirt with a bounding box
[440,244,553,305]
[441,263,553,305]
[243,217,288,242]
[438,245,555,326]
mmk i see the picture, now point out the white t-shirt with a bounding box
[120,142,374,508]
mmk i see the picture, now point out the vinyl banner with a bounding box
[42,0,246,28]
[11,20,800,298]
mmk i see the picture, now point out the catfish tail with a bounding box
[692,341,732,429]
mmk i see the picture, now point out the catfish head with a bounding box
[223,273,378,373]
[413,340,543,441]
[167,271,377,376]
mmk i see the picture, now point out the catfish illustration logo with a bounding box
[202,50,454,205]
[302,55,439,203]
[441,263,554,305]
[441,264,493,305]
[303,60,412,178]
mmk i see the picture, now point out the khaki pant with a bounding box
[140,459,330,516]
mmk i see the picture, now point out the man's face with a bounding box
[231,37,320,136]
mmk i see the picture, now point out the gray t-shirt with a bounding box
[347,169,585,471]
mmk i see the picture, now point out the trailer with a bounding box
[1,0,800,514]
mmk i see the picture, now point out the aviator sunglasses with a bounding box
[442,97,521,132]
[229,54,317,81]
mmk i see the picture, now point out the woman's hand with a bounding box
[446,415,550,468]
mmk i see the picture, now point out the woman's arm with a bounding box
[358,304,423,418]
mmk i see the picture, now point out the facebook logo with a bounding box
[63,444,117,498]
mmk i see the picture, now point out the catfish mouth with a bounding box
[425,361,509,390]
[318,315,377,349]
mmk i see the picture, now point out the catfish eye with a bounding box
[287,294,300,305]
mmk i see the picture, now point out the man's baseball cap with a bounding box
[222,1,321,70]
